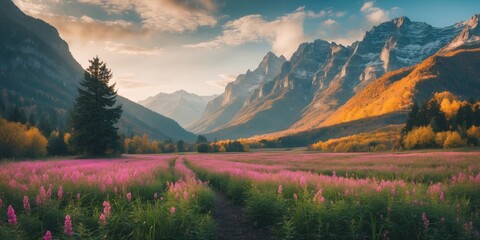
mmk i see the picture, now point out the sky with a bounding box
[12,0,480,102]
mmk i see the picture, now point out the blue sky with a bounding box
[12,0,480,101]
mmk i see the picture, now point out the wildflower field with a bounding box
[0,155,215,239]
[1,151,479,239]
[185,151,480,239]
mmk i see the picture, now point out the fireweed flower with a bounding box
[7,205,17,225]
[127,192,132,202]
[99,213,107,226]
[47,185,52,198]
[170,207,176,215]
[23,195,30,213]
[58,186,63,199]
[313,189,325,203]
[183,191,188,201]
[440,191,445,201]
[278,185,283,194]
[422,212,429,229]
[37,185,47,205]
[43,230,52,240]
[103,201,111,217]
[64,214,74,236]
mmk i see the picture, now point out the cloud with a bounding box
[105,41,164,55]
[322,19,337,27]
[76,0,218,32]
[114,73,155,89]
[360,1,390,25]
[35,14,147,43]
[206,74,237,89]
[13,0,59,15]
[184,7,328,58]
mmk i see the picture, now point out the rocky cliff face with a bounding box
[205,16,477,139]
[291,16,463,131]
[187,52,286,133]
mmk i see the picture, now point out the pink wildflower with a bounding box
[99,213,107,226]
[58,186,63,199]
[170,207,176,215]
[293,193,298,200]
[76,193,81,200]
[103,201,111,217]
[278,185,283,194]
[183,191,188,201]
[37,186,47,205]
[440,191,445,201]
[7,205,17,225]
[299,176,307,187]
[465,221,473,231]
[47,185,52,198]
[313,189,325,203]
[127,192,132,202]
[23,195,30,213]
[43,230,52,240]
[64,214,74,236]
[422,212,429,229]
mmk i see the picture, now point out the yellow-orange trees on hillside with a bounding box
[403,126,436,149]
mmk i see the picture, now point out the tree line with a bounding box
[401,92,480,149]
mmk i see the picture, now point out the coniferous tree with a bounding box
[405,102,419,132]
[196,134,208,144]
[71,57,122,156]
[8,106,26,124]
[177,140,185,152]
[427,99,447,132]
[28,112,36,126]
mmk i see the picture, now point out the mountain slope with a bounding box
[321,48,480,127]
[0,0,195,141]
[206,16,472,140]
[187,52,286,133]
[139,90,216,127]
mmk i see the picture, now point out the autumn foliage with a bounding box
[0,118,47,158]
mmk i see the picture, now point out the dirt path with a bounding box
[213,190,272,240]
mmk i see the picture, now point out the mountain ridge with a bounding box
[202,14,478,140]
[0,0,195,141]
[139,90,217,127]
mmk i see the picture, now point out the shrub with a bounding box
[0,118,27,158]
[25,127,48,158]
[403,126,436,149]
[443,132,466,148]
[435,131,450,146]
[196,143,213,153]
[0,118,47,158]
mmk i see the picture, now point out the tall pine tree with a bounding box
[71,57,122,156]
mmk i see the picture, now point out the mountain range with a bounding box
[191,14,480,141]
[2,0,480,145]
[139,90,216,128]
[0,0,195,141]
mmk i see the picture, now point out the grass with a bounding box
[0,155,216,239]
[185,151,480,240]
[1,151,479,239]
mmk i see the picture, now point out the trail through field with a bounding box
[213,190,272,240]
